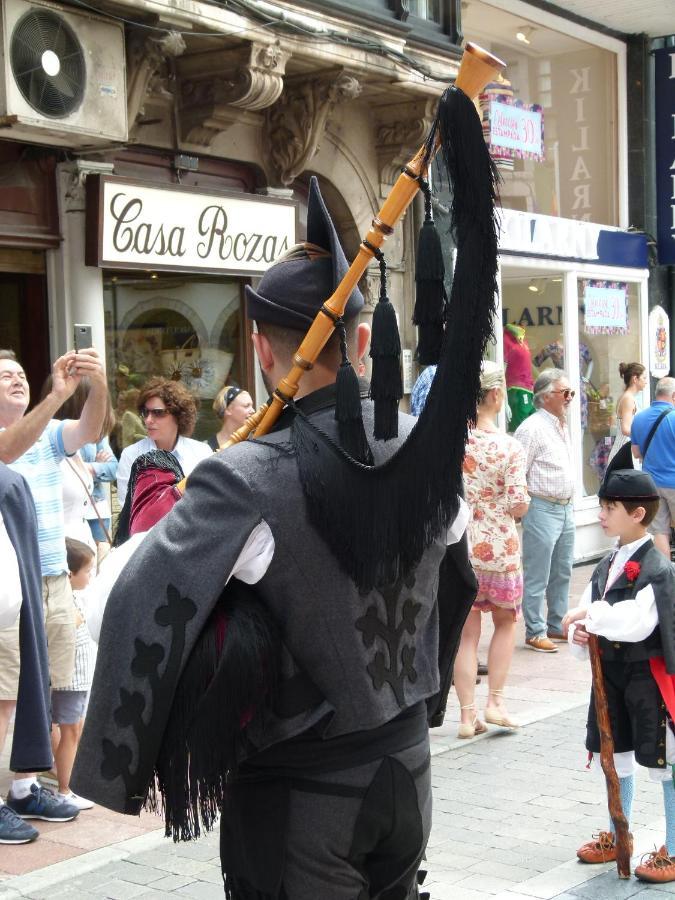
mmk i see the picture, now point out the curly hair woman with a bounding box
[116,378,211,508]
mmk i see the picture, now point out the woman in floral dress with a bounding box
[454,362,530,738]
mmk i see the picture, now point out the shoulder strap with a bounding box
[643,408,673,462]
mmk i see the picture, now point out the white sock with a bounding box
[11,777,38,799]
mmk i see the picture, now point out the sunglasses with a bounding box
[550,389,575,400]
[140,406,171,420]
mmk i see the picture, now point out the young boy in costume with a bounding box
[563,468,675,883]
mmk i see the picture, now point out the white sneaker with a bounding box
[57,791,94,810]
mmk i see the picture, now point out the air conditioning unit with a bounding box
[0,0,127,146]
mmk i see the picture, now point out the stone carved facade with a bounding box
[265,72,362,187]
[178,42,292,146]
[126,31,186,132]
[374,98,437,197]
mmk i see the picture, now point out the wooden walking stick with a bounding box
[588,632,631,878]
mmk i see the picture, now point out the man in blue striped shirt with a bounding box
[0,346,107,839]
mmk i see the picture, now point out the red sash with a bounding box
[649,656,675,721]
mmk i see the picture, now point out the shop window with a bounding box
[501,271,564,431]
[465,0,619,226]
[103,271,249,451]
[577,280,642,498]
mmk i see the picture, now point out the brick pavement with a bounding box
[2,560,674,898]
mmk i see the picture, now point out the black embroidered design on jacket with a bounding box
[356,574,420,706]
[100,584,196,804]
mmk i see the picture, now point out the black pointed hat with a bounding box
[245,177,364,330]
[598,435,659,503]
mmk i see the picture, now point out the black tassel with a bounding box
[152,580,280,842]
[334,319,374,465]
[289,83,498,593]
[368,248,402,440]
[413,179,447,366]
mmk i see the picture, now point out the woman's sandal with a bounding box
[484,689,520,729]
[457,704,488,739]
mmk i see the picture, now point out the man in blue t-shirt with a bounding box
[631,375,675,558]
[0,346,108,841]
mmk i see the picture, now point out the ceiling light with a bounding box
[516,26,534,44]
[528,279,539,293]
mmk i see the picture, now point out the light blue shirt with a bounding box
[8,419,71,576]
[410,365,437,416]
[631,401,675,488]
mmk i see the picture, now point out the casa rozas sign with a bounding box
[86,176,297,275]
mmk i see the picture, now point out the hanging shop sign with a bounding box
[85,175,297,276]
[583,280,628,334]
[654,47,675,266]
[649,304,671,378]
[498,208,648,268]
[484,96,544,162]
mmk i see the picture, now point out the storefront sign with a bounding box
[583,280,628,333]
[649,305,671,377]
[498,208,648,268]
[86,176,297,275]
[486,98,544,161]
[654,48,675,266]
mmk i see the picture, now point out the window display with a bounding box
[103,271,248,449]
[577,280,642,496]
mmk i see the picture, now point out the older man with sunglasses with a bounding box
[514,369,575,653]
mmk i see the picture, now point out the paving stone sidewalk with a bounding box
[2,703,674,899]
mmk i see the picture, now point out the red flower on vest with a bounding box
[624,561,641,583]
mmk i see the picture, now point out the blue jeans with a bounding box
[521,496,575,640]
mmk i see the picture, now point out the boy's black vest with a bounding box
[591,541,675,671]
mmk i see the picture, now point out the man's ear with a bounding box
[252,332,274,373]
[356,322,370,362]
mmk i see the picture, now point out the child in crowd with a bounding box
[50,538,96,810]
[563,468,675,883]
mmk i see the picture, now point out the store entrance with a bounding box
[0,270,50,401]
[500,265,565,432]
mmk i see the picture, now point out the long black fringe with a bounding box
[151,581,280,842]
[291,85,498,592]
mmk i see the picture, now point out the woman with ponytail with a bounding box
[608,362,647,464]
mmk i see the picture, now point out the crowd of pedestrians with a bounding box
[0,345,238,845]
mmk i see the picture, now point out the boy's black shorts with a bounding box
[586,659,668,769]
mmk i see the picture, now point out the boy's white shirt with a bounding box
[568,534,657,660]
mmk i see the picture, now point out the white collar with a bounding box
[538,408,566,428]
[613,534,652,557]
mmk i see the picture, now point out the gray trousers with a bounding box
[223,736,432,900]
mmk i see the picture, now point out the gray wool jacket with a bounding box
[72,391,459,815]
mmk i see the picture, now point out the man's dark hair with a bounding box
[257,316,358,366]
[66,537,95,575]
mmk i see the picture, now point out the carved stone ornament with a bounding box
[178,41,292,147]
[374,98,437,197]
[62,159,114,213]
[126,31,186,131]
[265,72,362,187]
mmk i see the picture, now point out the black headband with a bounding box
[225,386,243,408]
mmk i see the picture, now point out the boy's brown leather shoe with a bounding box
[635,846,675,882]
[577,831,633,864]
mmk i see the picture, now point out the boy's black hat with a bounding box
[598,469,659,502]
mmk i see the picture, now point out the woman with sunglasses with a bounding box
[116,378,211,509]
[206,385,255,451]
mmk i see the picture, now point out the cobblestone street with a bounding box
[2,562,674,899]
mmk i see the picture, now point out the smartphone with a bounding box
[74,324,93,352]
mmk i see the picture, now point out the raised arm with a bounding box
[0,353,77,464]
[62,349,109,455]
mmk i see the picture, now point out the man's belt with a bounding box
[529,492,572,506]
